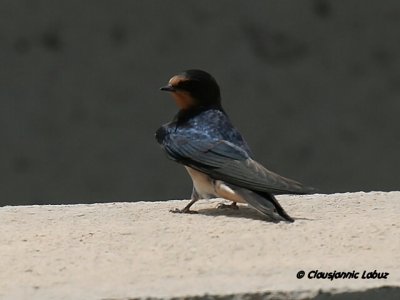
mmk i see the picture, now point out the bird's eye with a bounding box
[179,80,196,90]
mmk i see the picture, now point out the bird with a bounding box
[155,69,314,222]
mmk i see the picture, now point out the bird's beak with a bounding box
[160,85,176,92]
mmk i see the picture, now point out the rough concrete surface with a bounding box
[1,192,399,300]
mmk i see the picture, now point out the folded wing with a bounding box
[163,134,313,195]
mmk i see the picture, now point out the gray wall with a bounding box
[1,0,399,206]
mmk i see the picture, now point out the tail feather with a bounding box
[231,186,294,222]
[254,191,294,222]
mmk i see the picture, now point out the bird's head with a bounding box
[160,69,221,110]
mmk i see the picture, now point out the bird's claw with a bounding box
[169,208,198,214]
[217,202,239,210]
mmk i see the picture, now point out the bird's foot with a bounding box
[169,208,198,214]
[217,202,239,210]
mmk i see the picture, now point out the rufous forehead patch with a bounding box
[169,75,189,87]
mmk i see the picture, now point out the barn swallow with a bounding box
[156,69,314,222]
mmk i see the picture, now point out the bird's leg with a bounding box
[217,201,239,210]
[170,188,199,214]
[170,199,198,214]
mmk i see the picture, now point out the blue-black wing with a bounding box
[162,134,313,195]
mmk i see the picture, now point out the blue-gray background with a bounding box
[1,0,399,206]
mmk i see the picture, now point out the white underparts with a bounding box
[184,167,246,203]
[213,180,246,203]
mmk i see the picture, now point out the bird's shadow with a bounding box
[195,205,314,223]
[197,205,268,221]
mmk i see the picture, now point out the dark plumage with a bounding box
[156,69,314,222]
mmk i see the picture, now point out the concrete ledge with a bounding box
[1,192,399,300]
